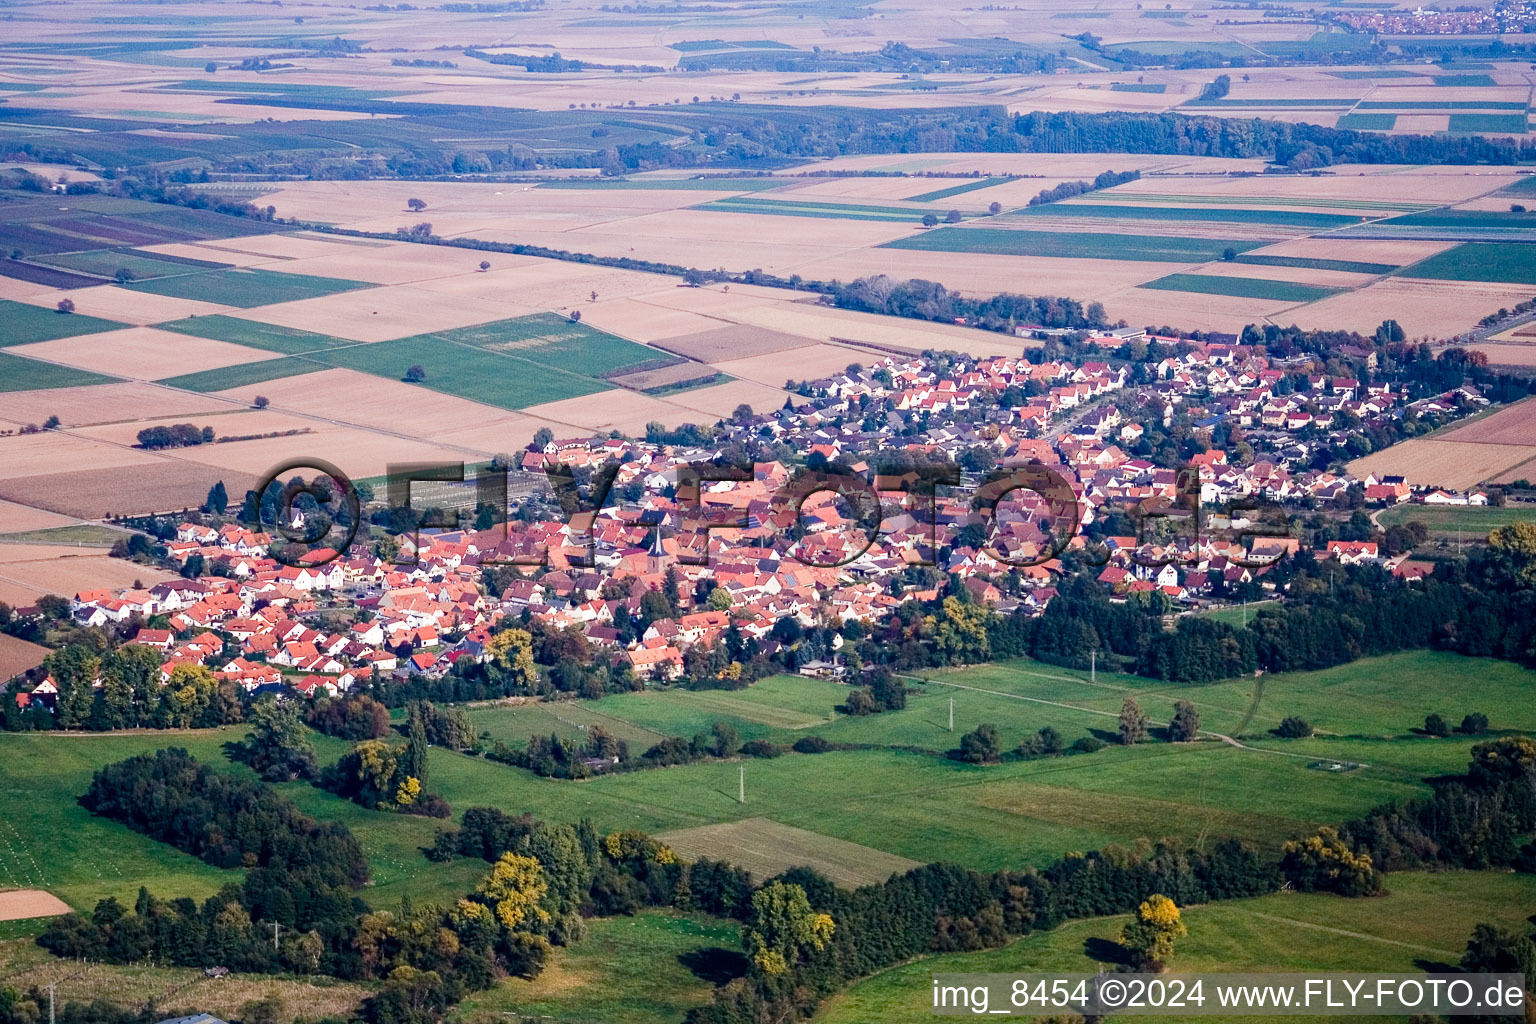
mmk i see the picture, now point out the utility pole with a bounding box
[1090,650,1096,684]
[46,983,56,1024]
[1242,597,1247,628]
[948,697,954,732]
[272,921,281,951]
[739,765,744,804]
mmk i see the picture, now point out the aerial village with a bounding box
[7,331,1498,710]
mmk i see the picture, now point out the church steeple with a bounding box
[647,526,666,573]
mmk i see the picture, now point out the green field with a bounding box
[0,299,127,346]
[1433,73,1498,86]
[1448,113,1531,134]
[819,871,1536,1024]
[1377,501,1536,533]
[1336,112,1397,130]
[451,911,741,1024]
[0,351,121,392]
[881,228,1265,262]
[1110,82,1167,92]
[156,354,326,392]
[0,524,124,545]
[1195,600,1281,628]
[1232,253,1395,274]
[124,267,374,307]
[1017,203,1368,229]
[903,177,1013,203]
[1397,241,1536,284]
[425,312,659,373]
[1358,100,1529,110]
[34,248,229,280]
[1140,273,1343,303]
[154,314,356,354]
[318,334,608,410]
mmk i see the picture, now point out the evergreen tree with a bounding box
[205,480,228,514]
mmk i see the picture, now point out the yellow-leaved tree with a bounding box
[486,628,537,688]
[1120,893,1187,969]
[477,852,550,930]
[745,881,834,975]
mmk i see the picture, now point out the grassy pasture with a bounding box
[428,312,658,375]
[124,267,374,307]
[658,818,922,887]
[819,871,1536,1024]
[1397,241,1536,284]
[1433,73,1498,86]
[1110,82,1166,92]
[468,698,670,752]
[0,299,126,346]
[882,228,1264,262]
[1377,502,1536,533]
[154,314,355,354]
[1337,112,1397,130]
[1018,204,1368,229]
[450,911,740,1024]
[1140,273,1343,303]
[0,351,120,392]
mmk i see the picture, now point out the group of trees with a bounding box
[136,423,214,449]
[830,274,1108,332]
[323,703,450,817]
[837,670,906,716]
[7,644,245,733]
[1026,167,1140,206]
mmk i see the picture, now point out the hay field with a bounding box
[658,818,921,889]
[1347,438,1536,490]
[10,327,275,380]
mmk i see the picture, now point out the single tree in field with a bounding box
[205,480,228,515]
[589,290,598,301]
[1168,699,1200,741]
[1275,715,1313,738]
[43,415,60,430]
[1119,695,1149,745]
[403,365,427,383]
[478,260,491,272]
[253,395,269,409]
[407,197,427,212]
[532,426,554,449]
[1121,894,1186,969]
[569,309,581,323]
[56,298,75,314]
[114,268,135,285]
[1460,711,1490,734]
[921,212,939,228]
[1424,712,1450,737]
[205,61,218,73]
[732,403,753,422]
[957,722,1002,763]
[988,201,1002,215]
[944,208,962,223]
[1222,247,1237,261]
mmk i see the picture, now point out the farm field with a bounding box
[0,299,126,346]
[1377,502,1536,533]
[1399,241,1536,284]
[1140,273,1343,303]
[0,351,119,392]
[450,911,740,1024]
[657,819,922,888]
[1348,437,1536,490]
[882,227,1265,262]
[818,871,1536,1024]
[123,267,374,306]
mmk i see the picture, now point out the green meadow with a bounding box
[123,267,374,307]
[882,228,1264,262]
[0,299,127,346]
[1397,241,1536,284]
[1140,273,1343,303]
[0,351,120,391]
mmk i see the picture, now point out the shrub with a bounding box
[1275,716,1313,738]
[792,735,832,754]
[741,739,783,758]
[1460,712,1490,734]
[1424,713,1450,738]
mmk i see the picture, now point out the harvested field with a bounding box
[237,285,537,343]
[652,324,816,363]
[657,378,794,419]
[10,326,274,380]
[521,388,697,435]
[712,344,866,387]
[0,432,159,481]
[0,635,50,685]
[0,500,77,534]
[575,299,724,343]
[14,284,233,325]
[0,890,70,922]
[1347,438,1536,490]
[1283,278,1536,337]
[0,382,229,428]
[1244,237,1456,266]
[0,542,178,604]
[1440,398,1536,445]
[212,367,528,446]
[173,424,465,481]
[606,362,717,391]
[658,818,921,889]
[1472,343,1536,368]
[279,243,546,287]
[0,462,260,519]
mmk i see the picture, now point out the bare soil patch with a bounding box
[0,890,71,922]
[0,636,50,685]
[1348,439,1536,490]
[1442,398,1536,446]
[11,327,275,381]
[0,462,259,519]
[652,324,815,363]
[0,382,230,429]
